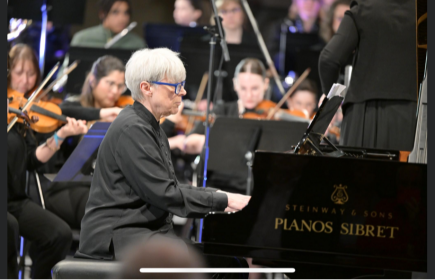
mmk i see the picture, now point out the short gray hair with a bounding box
[125,48,186,101]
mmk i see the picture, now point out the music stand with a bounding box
[179,37,266,101]
[205,117,308,194]
[54,122,110,183]
[143,23,207,51]
[66,47,134,95]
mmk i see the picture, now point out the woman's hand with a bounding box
[217,190,251,212]
[57,117,88,138]
[100,107,123,122]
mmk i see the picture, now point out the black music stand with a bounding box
[66,47,134,95]
[179,36,265,102]
[53,122,110,183]
[205,117,308,195]
[143,23,207,51]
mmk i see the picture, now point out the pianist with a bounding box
[76,47,251,260]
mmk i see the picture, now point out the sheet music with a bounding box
[326,83,346,99]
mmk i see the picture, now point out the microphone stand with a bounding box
[197,0,230,243]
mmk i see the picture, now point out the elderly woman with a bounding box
[76,48,250,260]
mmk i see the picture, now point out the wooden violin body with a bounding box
[242,100,309,120]
[8,88,67,133]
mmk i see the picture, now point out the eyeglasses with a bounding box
[150,80,186,95]
[104,79,127,93]
[219,7,242,15]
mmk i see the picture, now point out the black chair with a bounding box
[51,259,122,279]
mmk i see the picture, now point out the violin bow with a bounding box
[7,62,60,133]
[240,0,285,97]
[266,68,311,120]
[185,72,209,134]
[34,60,79,103]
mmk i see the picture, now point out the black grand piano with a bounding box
[202,85,427,278]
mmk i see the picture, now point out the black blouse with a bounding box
[77,101,227,259]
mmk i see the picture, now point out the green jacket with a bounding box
[71,24,146,50]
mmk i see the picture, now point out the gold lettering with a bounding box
[275,218,283,229]
[289,219,300,231]
[325,222,333,233]
[349,223,354,235]
[371,211,377,218]
[301,220,312,232]
[285,204,290,211]
[340,209,345,215]
[312,221,325,233]
[388,213,393,219]
[377,226,386,238]
[321,207,329,213]
[352,210,357,216]
[307,206,310,212]
[313,207,318,213]
[364,211,368,217]
[331,208,337,214]
[355,224,365,236]
[388,227,399,238]
[293,205,297,211]
[379,212,385,218]
[365,225,375,237]
[300,205,304,212]
[284,219,289,230]
[340,223,349,235]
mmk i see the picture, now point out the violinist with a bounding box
[71,0,146,50]
[7,95,88,278]
[178,58,269,154]
[285,78,318,119]
[173,0,204,27]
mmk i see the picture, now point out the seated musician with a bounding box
[214,0,256,45]
[173,0,204,27]
[7,64,89,278]
[76,48,250,260]
[285,78,318,119]
[176,58,269,155]
[71,0,146,50]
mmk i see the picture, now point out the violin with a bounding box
[8,88,68,133]
[242,100,308,120]
[8,105,39,127]
[115,95,134,107]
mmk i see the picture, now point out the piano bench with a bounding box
[51,258,122,279]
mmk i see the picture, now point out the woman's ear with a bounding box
[264,77,270,91]
[140,81,153,98]
[193,10,202,22]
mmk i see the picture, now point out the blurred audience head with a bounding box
[99,0,132,34]
[8,44,40,95]
[173,0,203,27]
[121,236,206,279]
[286,78,318,117]
[81,55,126,108]
[233,58,269,110]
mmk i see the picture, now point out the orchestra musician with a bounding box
[7,66,88,279]
[70,0,146,50]
[318,0,417,150]
[76,48,250,261]
[173,0,204,27]
[285,78,318,118]
[177,58,270,155]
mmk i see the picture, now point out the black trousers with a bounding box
[341,100,417,151]
[7,212,19,279]
[8,199,72,279]
[44,184,90,230]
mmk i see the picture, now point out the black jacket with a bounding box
[319,0,417,105]
[77,102,227,259]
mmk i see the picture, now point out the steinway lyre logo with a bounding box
[331,184,349,205]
